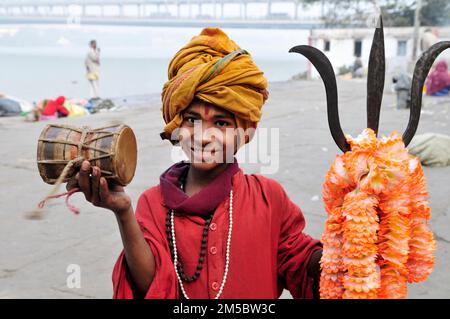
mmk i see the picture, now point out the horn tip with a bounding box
[289,45,303,53]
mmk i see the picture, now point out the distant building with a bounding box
[307,26,450,79]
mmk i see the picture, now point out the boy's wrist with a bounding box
[114,205,134,222]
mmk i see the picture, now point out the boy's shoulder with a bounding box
[138,184,164,210]
[240,171,287,197]
[134,185,164,220]
[242,171,280,185]
[239,172,297,213]
[137,184,163,204]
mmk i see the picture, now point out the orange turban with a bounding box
[160,27,269,145]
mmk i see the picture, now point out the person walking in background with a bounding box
[85,40,101,100]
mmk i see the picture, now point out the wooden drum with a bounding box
[37,124,137,186]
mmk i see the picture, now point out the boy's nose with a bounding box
[193,126,221,148]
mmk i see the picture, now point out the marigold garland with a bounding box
[320,128,436,299]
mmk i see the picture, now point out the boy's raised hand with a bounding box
[66,160,132,216]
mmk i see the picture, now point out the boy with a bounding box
[67,28,323,299]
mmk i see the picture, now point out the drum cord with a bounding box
[27,157,84,219]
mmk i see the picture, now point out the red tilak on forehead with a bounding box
[203,105,211,120]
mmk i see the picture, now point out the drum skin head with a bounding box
[113,126,137,186]
[36,124,81,184]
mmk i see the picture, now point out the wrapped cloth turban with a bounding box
[160,27,269,146]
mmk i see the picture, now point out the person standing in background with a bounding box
[420,28,439,52]
[352,57,364,78]
[392,73,412,109]
[85,40,101,100]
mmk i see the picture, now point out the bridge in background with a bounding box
[0,0,323,21]
[0,0,325,29]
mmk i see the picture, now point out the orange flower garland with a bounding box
[320,129,436,299]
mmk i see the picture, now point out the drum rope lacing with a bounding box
[29,125,121,219]
[36,125,121,181]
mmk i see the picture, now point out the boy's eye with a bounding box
[186,117,198,124]
[215,120,229,127]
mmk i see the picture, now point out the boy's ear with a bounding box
[160,131,179,146]
[160,131,169,141]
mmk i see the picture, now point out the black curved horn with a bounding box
[404,41,450,146]
[289,45,350,152]
[367,16,385,136]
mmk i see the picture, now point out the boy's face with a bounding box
[178,99,238,171]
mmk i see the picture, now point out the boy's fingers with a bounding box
[66,173,79,191]
[79,161,92,201]
[91,167,101,205]
[110,184,124,193]
[99,177,110,204]
[106,180,124,193]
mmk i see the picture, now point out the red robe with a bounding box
[112,169,322,299]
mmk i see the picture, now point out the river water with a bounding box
[0,24,310,102]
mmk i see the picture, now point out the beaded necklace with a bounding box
[166,172,233,299]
